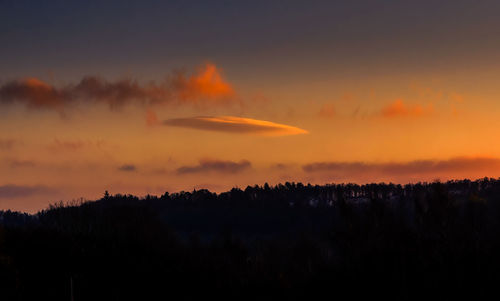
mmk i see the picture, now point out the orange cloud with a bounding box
[0,63,235,112]
[449,92,465,116]
[449,92,464,103]
[145,109,159,126]
[318,103,336,119]
[381,99,433,118]
[173,63,234,104]
[163,116,309,136]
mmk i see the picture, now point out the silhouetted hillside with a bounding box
[1,178,500,300]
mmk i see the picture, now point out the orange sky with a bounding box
[2,1,500,211]
[2,62,500,212]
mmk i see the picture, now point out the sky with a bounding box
[2,0,500,212]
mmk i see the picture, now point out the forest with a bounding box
[1,178,500,300]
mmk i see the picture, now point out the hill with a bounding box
[0,178,499,300]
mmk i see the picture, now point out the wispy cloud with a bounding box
[145,109,160,126]
[381,99,433,118]
[318,103,336,119]
[163,116,308,136]
[47,139,86,152]
[303,157,500,180]
[176,159,251,175]
[270,163,291,170]
[0,184,55,199]
[0,63,234,112]
[46,139,106,152]
[7,159,37,168]
[0,138,18,151]
[117,164,137,172]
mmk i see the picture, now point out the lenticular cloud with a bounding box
[163,116,309,136]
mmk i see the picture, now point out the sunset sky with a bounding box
[2,0,500,211]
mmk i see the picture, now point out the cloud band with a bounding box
[163,116,308,136]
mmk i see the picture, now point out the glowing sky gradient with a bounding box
[2,0,500,211]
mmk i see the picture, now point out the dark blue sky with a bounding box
[1,0,500,81]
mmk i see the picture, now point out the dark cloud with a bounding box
[0,63,234,112]
[193,183,225,191]
[271,163,289,170]
[176,159,251,175]
[118,164,137,172]
[163,116,308,136]
[270,163,297,171]
[303,157,500,178]
[0,185,55,199]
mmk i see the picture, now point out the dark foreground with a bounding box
[1,179,500,300]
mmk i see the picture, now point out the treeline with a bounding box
[1,178,500,300]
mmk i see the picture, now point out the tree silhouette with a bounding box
[0,178,499,299]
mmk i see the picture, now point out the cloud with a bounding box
[449,92,465,116]
[8,159,37,168]
[47,139,86,152]
[381,99,433,118]
[0,184,55,199]
[46,139,106,153]
[163,116,308,136]
[176,159,251,175]
[145,109,160,126]
[117,164,137,172]
[0,78,63,110]
[318,103,336,119]
[271,163,291,170]
[0,138,17,151]
[0,63,235,112]
[193,183,225,191]
[302,157,500,181]
[172,63,234,104]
